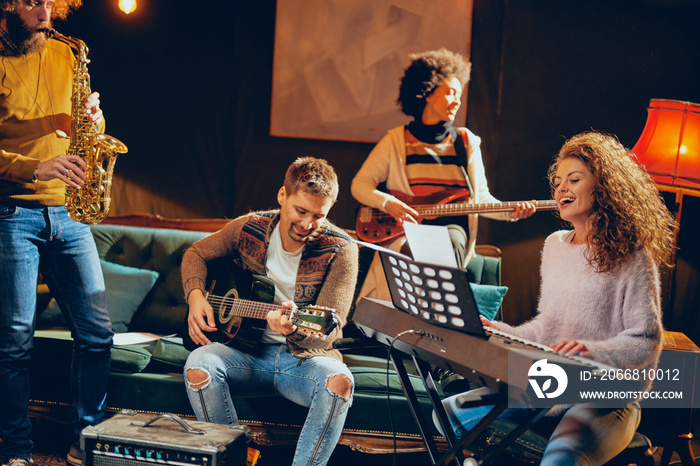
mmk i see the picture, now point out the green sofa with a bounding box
[29,216,503,454]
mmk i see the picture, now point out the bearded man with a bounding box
[1,2,111,465]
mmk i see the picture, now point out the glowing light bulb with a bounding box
[119,0,137,14]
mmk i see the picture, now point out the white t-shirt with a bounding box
[260,224,303,344]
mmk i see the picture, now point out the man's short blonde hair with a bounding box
[284,157,339,202]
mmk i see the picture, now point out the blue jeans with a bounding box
[439,387,641,465]
[0,205,113,460]
[184,343,354,466]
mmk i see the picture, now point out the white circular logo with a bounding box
[528,359,568,399]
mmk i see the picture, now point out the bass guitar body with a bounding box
[355,189,470,245]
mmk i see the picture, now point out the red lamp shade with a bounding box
[632,99,700,190]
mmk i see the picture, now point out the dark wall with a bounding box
[59,1,700,337]
[58,0,373,226]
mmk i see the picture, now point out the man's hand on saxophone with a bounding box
[33,91,102,188]
[34,154,87,189]
[84,91,103,126]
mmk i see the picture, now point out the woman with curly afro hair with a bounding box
[352,49,537,303]
[438,131,675,464]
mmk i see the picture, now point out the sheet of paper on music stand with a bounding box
[353,238,413,262]
[403,222,458,268]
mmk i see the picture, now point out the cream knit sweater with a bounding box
[496,230,662,376]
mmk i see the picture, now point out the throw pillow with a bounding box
[469,283,508,321]
[38,260,159,333]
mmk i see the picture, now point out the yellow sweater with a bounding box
[1,39,99,206]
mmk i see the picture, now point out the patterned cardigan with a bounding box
[182,210,359,361]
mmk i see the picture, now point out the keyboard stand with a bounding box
[388,347,548,465]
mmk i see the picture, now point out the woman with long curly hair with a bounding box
[437,131,676,464]
[551,131,675,272]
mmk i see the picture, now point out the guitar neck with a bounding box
[413,199,558,218]
[207,295,286,320]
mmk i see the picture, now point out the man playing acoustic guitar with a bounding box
[351,49,538,302]
[182,157,358,466]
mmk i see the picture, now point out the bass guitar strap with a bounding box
[450,127,475,200]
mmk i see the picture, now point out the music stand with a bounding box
[378,249,487,338]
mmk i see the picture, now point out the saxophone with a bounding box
[43,28,128,224]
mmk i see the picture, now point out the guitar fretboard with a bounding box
[415,199,558,217]
[207,295,288,320]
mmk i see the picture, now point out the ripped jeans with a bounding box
[439,388,642,465]
[184,343,353,466]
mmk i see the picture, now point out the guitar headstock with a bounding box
[290,305,339,336]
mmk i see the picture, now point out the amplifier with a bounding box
[81,410,249,466]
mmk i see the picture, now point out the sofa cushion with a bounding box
[101,261,160,332]
[110,344,155,373]
[470,283,508,321]
[466,253,501,286]
[90,224,212,335]
[32,330,153,374]
[150,336,191,371]
[37,260,159,333]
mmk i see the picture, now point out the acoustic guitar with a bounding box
[356,188,558,245]
[182,270,338,352]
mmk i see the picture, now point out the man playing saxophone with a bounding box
[0,1,112,465]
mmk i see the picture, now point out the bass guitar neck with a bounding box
[356,189,558,244]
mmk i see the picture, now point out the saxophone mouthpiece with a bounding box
[39,28,55,37]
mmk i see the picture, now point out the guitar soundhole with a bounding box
[218,288,239,324]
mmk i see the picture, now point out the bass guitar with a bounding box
[182,271,338,352]
[356,188,558,244]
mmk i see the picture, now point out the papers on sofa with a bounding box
[34,330,168,346]
[113,332,167,346]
